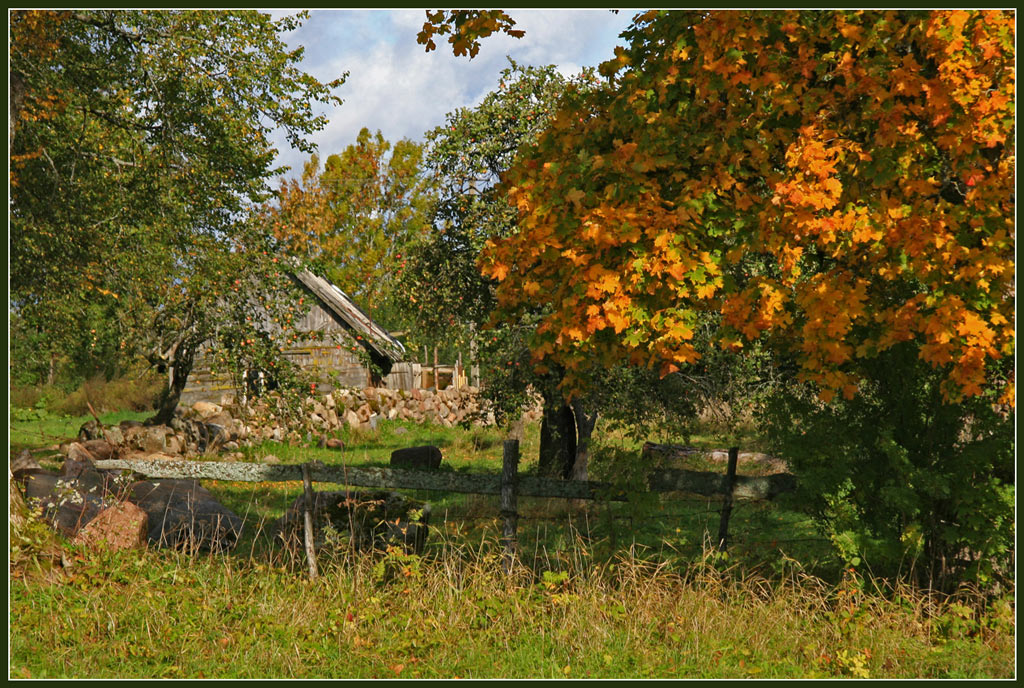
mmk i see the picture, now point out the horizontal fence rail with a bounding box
[93,458,795,502]
[94,444,797,579]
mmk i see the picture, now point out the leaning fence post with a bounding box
[500,439,520,573]
[301,463,319,580]
[716,447,740,552]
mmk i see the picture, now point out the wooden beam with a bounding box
[500,439,519,572]
[93,459,795,502]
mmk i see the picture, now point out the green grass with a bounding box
[239,419,536,474]
[9,408,153,455]
[10,539,1015,679]
[9,410,1016,678]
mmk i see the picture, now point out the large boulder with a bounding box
[23,472,108,538]
[18,448,132,539]
[128,479,244,552]
[274,490,430,555]
[72,501,149,551]
[390,445,443,471]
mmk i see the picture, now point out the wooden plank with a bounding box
[93,459,795,502]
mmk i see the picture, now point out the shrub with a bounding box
[763,343,1014,592]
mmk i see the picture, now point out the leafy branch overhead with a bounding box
[9,10,344,415]
[481,10,1015,407]
[417,10,524,58]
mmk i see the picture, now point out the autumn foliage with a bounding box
[264,129,434,314]
[417,10,524,58]
[481,10,1015,406]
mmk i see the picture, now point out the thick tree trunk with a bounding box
[538,397,577,479]
[149,345,195,426]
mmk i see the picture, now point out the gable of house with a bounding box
[180,270,409,405]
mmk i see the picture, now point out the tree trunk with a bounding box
[570,399,598,482]
[9,69,25,149]
[538,396,577,479]
[149,344,195,426]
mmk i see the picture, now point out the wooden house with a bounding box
[180,269,419,405]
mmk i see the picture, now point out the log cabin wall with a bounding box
[181,298,411,406]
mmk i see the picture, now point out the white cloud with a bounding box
[270,9,635,177]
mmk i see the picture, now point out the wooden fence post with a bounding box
[301,463,319,580]
[433,347,439,391]
[501,439,520,573]
[716,447,740,552]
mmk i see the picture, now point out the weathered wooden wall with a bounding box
[181,301,399,405]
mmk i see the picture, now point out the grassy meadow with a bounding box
[8,407,1016,679]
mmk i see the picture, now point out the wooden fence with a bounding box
[94,441,796,578]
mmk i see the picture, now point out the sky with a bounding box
[268,9,637,177]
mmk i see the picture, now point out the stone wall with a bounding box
[233,386,528,438]
[222,386,543,448]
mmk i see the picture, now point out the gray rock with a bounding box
[22,469,112,538]
[103,426,125,446]
[11,449,41,480]
[128,479,243,552]
[390,445,443,471]
[78,420,102,442]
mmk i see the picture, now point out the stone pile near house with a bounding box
[225,386,541,447]
[67,386,530,466]
[299,386,500,432]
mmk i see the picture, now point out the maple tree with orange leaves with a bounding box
[481,10,1014,409]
